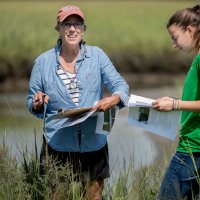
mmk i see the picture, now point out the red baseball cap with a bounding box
[57,5,84,22]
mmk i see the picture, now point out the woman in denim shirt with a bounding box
[27,5,129,199]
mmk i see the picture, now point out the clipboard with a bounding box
[56,107,92,119]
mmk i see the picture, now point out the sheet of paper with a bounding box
[128,94,154,107]
[128,94,180,140]
[51,106,119,132]
[49,107,97,128]
[96,106,119,135]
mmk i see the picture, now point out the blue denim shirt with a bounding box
[27,43,129,152]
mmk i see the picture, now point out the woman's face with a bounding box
[168,24,196,54]
[58,15,85,47]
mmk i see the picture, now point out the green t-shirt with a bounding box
[178,54,200,153]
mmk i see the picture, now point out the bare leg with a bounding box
[82,178,104,200]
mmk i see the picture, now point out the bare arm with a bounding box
[152,96,200,112]
[177,100,200,112]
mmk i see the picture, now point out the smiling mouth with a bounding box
[67,35,77,38]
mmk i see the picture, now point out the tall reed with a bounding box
[0,133,169,200]
[1,132,199,199]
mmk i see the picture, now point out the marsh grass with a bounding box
[0,133,170,200]
[0,144,27,199]
[0,128,199,199]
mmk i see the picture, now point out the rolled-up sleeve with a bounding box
[98,48,129,107]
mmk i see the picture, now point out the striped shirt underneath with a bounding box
[57,66,80,105]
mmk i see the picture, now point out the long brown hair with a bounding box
[167,4,200,51]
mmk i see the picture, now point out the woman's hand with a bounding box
[92,95,120,112]
[152,96,174,112]
[33,91,49,112]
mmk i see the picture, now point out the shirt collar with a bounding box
[55,42,90,66]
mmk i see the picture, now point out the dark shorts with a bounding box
[40,137,110,182]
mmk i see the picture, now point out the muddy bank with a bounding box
[123,72,185,89]
[0,48,192,85]
[0,72,186,93]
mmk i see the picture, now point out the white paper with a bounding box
[128,94,154,107]
[49,107,98,128]
[96,106,119,135]
[128,94,180,140]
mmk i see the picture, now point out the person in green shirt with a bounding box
[152,4,200,200]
